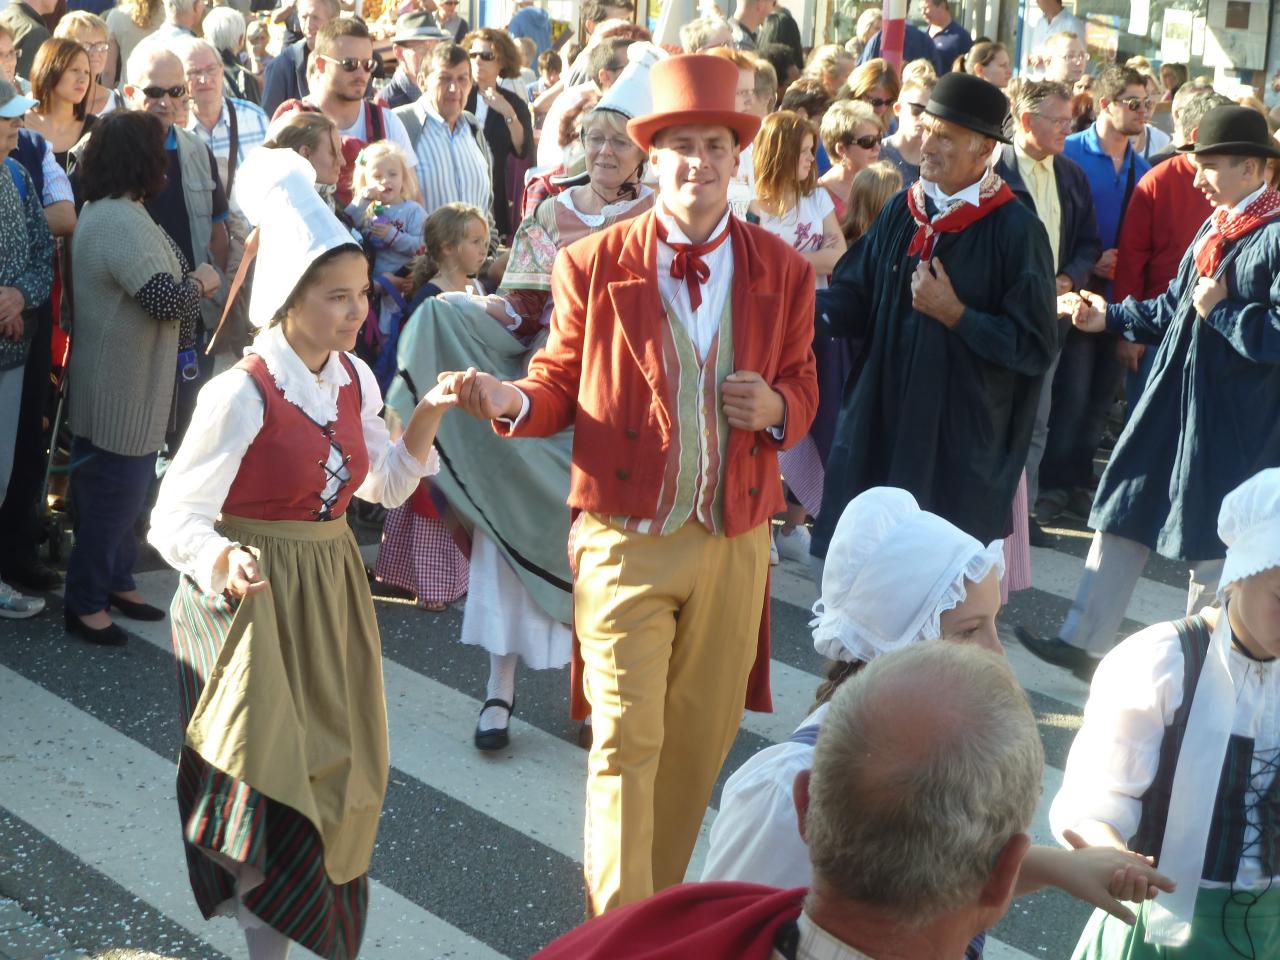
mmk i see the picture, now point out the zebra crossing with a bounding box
[0,520,1195,960]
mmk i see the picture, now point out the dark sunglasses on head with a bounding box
[846,133,882,150]
[142,84,187,99]
[907,101,927,116]
[321,55,376,72]
[861,95,893,109]
[469,51,497,62]
[1116,96,1152,112]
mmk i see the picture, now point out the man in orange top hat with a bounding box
[440,54,819,914]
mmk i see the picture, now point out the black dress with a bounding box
[464,86,533,242]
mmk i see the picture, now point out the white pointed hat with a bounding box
[232,148,361,328]
[595,40,668,121]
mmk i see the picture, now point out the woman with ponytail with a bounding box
[957,40,1012,90]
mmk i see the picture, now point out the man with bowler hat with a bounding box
[374,12,449,110]
[1019,104,1280,679]
[813,72,1057,562]
[439,54,818,915]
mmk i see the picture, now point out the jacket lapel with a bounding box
[728,217,778,375]
[608,210,668,400]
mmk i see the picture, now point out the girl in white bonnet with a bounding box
[703,486,1174,958]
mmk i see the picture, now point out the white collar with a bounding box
[794,913,876,960]
[655,203,731,246]
[1229,182,1269,217]
[922,176,983,209]
[557,183,653,225]
[245,324,351,425]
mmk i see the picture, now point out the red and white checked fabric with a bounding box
[778,435,825,518]
[375,504,469,607]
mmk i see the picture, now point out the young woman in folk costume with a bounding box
[1053,466,1280,959]
[385,50,659,752]
[148,148,455,960]
[703,486,1176,959]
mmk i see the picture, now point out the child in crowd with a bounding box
[748,109,846,566]
[246,17,272,80]
[347,140,428,335]
[1052,466,1280,958]
[534,49,561,99]
[373,203,490,614]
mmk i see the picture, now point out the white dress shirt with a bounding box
[655,202,734,358]
[769,914,877,960]
[148,326,436,595]
[922,176,983,215]
[1193,182,1270,261]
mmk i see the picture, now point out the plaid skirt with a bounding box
[375,501,469,606]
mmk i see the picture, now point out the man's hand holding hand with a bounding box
[722,371,785,432]
[1072,290,1108,333]
[437,367,523,421]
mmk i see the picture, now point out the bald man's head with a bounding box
[802,641,1043,926]
[125,44,187,130]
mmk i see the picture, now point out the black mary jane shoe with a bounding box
[107,592,166,621]
[474,697,515,752]
[65,610,128,647]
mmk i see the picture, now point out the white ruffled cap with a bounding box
[1218,467,1280,594]
[811,487,1006,664]
[232,147,361,329]
[595,41,668,120]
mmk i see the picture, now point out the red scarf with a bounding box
[656,216,732,313]
[906,172,1017,260]
[1194,188,1280,278]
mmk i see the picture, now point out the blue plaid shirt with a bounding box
[185,96,270,168]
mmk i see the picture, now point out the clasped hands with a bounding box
[436,367,786,432]
[0,286,27,340]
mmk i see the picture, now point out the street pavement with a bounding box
[0,513,1196,960]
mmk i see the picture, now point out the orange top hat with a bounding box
[627,54,761,151]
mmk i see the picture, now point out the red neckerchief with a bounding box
[656,215,732,312]
[906,170,1017,260]
[1195,188,1280,278]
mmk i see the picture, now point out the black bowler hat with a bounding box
[1178,104,1280,159]
[923,72,1012,144]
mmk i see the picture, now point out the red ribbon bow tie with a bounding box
[657,219,731,313]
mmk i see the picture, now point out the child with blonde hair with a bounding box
[346,139,428,334]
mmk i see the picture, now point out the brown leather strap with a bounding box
[204,226,259,356]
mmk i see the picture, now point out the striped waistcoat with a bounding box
[1130,615,1280,882]
[614,296,734,537]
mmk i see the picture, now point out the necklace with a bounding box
[588,183,625,208]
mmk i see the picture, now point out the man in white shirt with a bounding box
[1023,0,1086,75]
[152,0,206,43]
[530,642,1044,960]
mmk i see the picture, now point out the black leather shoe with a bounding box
[107,593,166,621]
[1028,519,1054,548]
[2,558,63,592]
[474,697,515,752]
[65,610,127,647]
[1015,626,1098,683]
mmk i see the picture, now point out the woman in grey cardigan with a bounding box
[65,111,218,647]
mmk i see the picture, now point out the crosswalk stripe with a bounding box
[0,665,504,960]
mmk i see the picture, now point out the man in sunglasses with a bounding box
[880,69,936,186]
[272,17,414,207]
[101,43,229,452]
[1033,66,1151,529]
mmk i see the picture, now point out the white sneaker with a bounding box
[775,526,812,564]
[0,580,45,619]
[769,532,780,566]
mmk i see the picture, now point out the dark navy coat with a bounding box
[1093,216,1280,560]
[813,190,1057,553]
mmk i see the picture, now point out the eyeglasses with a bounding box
[142,84,187,100]
[907,101,927,116]
[317,55,376,73]
[188,67,222,82]
[861,95,894,109]
[1032,112,1073,129]
[845,133,882,150]
[80,41,110,55]
[583,132,634,152]
[1116,96,1153,112]
[469,51,496,62]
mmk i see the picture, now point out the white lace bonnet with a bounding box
[811,487,1006,664]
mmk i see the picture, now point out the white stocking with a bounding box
[238,899,291,960]
[478,652,518,731]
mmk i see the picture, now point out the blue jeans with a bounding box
[1040,327,1125,494]
[64,437,157,616]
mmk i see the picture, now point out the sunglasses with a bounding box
[142,84,187,100]
[81,41,110,55]
[1116,96,1152,112]
[846,133,882,150]
[907,101,927,116]
[469,51,497,62]
[861,95,894,109]
[318,55,376,73]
